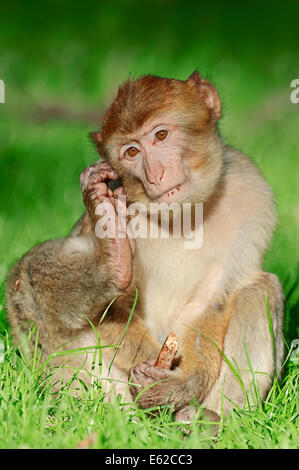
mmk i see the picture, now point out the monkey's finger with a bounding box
[91,158,118,175]
[95,159,120,179]
[96,159,109,167]
[113,186,126,198]
[138,362,169,380]
[130,364,158,387]
[88,183,109,201]
[148,359,156,365]
[80,167,119,192]
[143,359,156,367]
[96,159,119,175]
[96,169,119,182]
[129,366,146,385]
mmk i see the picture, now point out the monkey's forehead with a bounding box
[101,75,197,140]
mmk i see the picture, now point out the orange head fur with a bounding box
[90,71,224,205]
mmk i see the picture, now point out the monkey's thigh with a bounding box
[202,273,284,416]
[50,330,133,403]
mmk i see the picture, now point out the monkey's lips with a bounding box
[155,181,190,203]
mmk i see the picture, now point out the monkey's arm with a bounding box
[129,302,229,411]
[129,273,282,412]
[6,160,135,350]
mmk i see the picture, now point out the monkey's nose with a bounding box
[159,169,165,182]
[150,168,165,185]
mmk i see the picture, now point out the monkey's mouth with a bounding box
[165,184,182,198]
[154,181,190,203]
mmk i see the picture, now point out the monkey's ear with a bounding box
[188,71,221,121]
[199,80,221,120]
[89,131,104,154]
[187,70,202,86]
[89,131,103,144]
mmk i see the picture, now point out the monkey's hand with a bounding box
[129,360,187,411]
[80,160,135,290]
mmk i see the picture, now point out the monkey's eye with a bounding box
[155,130,168,141]
[126,146,139,158]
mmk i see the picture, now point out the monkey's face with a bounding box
[115,117,191,203]
[92,72,224,205]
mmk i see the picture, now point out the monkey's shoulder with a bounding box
[218,146,277,254]
[223,147,275,209]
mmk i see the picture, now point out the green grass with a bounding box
[0,0,298,449]
[0,316,298,449]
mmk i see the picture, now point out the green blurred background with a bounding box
[0,0,298,342]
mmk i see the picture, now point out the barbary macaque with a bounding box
[6,71,284,422]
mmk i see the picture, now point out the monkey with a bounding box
[6,71,284,423]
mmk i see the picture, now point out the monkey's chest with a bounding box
[135,239,223,342]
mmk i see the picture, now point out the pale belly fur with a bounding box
[135,235,225,344]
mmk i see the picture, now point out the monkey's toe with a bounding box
[175,405,197,424]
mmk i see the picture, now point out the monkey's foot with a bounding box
[175,406,220,436]
[175,405,197,424]
[174,406,197,435]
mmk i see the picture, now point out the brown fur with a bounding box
[6,71,284,419]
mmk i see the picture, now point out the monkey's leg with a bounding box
[202,272,284,416]
[129,272,284,416]
[129,301,230,412]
